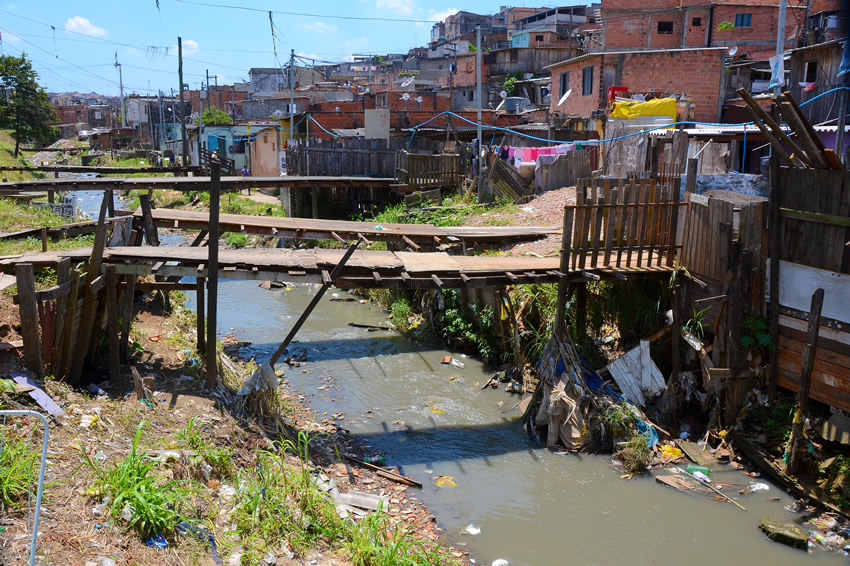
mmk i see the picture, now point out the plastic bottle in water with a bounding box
[692,470,711,483]
[685,465,712,476]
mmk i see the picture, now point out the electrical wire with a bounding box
[172,0,443,23]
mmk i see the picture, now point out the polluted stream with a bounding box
[177,277,842,566]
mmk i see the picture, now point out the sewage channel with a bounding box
[65,192,840,565]
[179,277,842,566]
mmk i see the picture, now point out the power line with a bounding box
[173,0,443,23]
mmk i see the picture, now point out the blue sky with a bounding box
[0,0,547,96]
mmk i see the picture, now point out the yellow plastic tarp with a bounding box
[610,97,677,121]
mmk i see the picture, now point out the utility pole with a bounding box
[115,54,126,128]
[215,74,221,117]
[199,76,205,159]
[158,90,165,154]
[476,25,488,202]
[774,0,788,95]
[178,37,189,167]
[289,49,295,143]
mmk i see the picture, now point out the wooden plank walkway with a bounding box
[0,246,674,289]
[136,208,559,246]
[0,176,399,193]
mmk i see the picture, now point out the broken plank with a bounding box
[12,374,64,415]
[343,454,422,488]
[677,440,717,468]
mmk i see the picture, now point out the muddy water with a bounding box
[184,280,837,565]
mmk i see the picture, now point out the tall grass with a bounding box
[82,420,199,538]
[0,422,39,511]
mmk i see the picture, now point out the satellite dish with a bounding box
[335,106,341,113]
[557,89,572,107]
[400,76,415,88]
[415,96,423,103]
[496,99,505,111]
[728,46,738,56]
[499,90,508,99]
[401,93,410,101]
[272,110,283,118]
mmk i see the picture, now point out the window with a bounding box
[805,60,818,83]
[560,71,569,98]
[468,90,474,102]
[735,13,752,27]
[657,21,673,34]
[535,34,544,42]
[692,17,702,27]
[582,66,593,96]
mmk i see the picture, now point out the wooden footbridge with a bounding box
[1,169,682,396]
[135,208,558,249]
[0,175,399,193]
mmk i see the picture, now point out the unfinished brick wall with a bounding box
[306,109,521,139]
[618,49,725,122]
[602,0,806,54]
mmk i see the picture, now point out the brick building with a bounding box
[600,0,807,57]
[547,47,726,122]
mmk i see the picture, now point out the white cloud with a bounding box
[429,8,458,22]
[172,39,199,56]
[215,74,227,84]
[64,16,107,37]
[7,3,16,9]
[2,31,22,43]
[375,0,416,16]
[301,22,338,35]
[124,47,143,58]
[296,52,320,61]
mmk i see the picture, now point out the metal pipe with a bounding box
[774,0,788,95]
[476,25,485,201]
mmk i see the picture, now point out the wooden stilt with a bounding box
[105,265,120,381]
[196,277,206,355]
[206,159,221,386]
[59,273,80,380]
[139,193,160,246]
[786,288,824,474]
[555,206,574,337]
[50,258,71,376]
[767,155,781,402]
[15,263,42,373]
[575,283,587,338]
[69,193,109,384]
[119,274,136,362]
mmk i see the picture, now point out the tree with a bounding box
[717,21,735,48]
[0,54,56,155]
[194,106,233,126]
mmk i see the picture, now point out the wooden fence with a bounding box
[535,150,593,192]
[396,151,461,191]
[565,178,681,271]
[771,167,850,411]
[200,147,234,175]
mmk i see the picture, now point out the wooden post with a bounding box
[105,264,120,381]
[575,283,587,338]
[786,288,824,474]
[69,193,110,384]
[138,193,160,246]
[311,184,319,219]
[15,263,42,373]
[768,156,781,402]
[40,228,48,253]
[671,284,681,384]
[105,189,115,218]
[50,258,71,376]
[206,159,221,386]
[555,206,574,337]
[685,157,698,194]
[59,272,80,380]
[119,274,136,361]
[196,277,206,355]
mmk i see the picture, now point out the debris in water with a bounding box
[434,475,457,488]
[430,406,446,415]
[450,359,465,369]
[461,524,481,535]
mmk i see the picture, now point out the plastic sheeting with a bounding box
[610,97,677,121]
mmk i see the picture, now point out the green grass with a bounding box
[81,420,201,538]
[176,417,235,480]
[365,196,520,229]
[0,233,95,258]
[224,232,249,248]
[0,419,42,511]
[0,197,68,232]
[92,155,172,177]
[0,130,46,182]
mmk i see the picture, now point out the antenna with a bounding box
[499,90,507,99]
[557,89,572,107]
[400,76,415,88]
[728,46,738,56]
[401,93,410,101]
